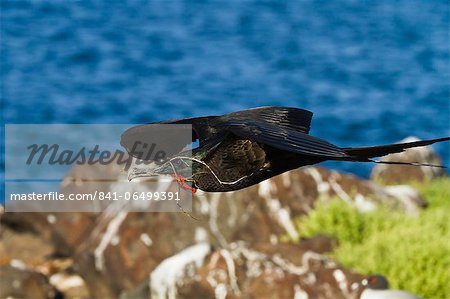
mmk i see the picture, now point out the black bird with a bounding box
[121,106,449,192]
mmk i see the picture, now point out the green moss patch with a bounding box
[292,178,450,298]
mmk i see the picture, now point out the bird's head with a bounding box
[127,156,193,182]
[127,162,159,181]
[361,275,389,290]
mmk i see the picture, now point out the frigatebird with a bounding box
[121,106,449,192]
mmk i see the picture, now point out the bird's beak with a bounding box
[127,165,158,181]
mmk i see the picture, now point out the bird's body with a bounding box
[121,106,449,192]
[361,289,422,299]
[190,135,323,191]
[360,275,422,299]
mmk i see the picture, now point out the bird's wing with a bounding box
[218,119,350,159]
[225,106,313,134]
[154,116,220,142]
[120,116,220,160]
[121,107,316,160]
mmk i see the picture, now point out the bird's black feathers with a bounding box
[121,106,449,192]
[156,115,219,143]
[121,106,314,159]
[217,120,350,159]
[225,106,313,134]
[343,137,450,160]
[120,116,218,159]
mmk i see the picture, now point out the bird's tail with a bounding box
[342,137,450,167]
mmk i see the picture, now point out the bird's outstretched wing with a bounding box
[120,116,220,160]
[224,106,314,134]
[121,106,315,160]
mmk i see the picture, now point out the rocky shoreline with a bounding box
[0,141,446,299]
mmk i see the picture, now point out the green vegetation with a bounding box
[292,178,450,298]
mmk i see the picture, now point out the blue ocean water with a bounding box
[1,0,449,190]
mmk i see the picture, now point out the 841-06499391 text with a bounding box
[97,191,181,201]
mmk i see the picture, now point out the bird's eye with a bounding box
[369,277,378,284]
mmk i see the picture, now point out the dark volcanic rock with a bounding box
[0,265,59,299]
[0,220,90,298]
[371,136,446,185]
[120,241,364,299]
